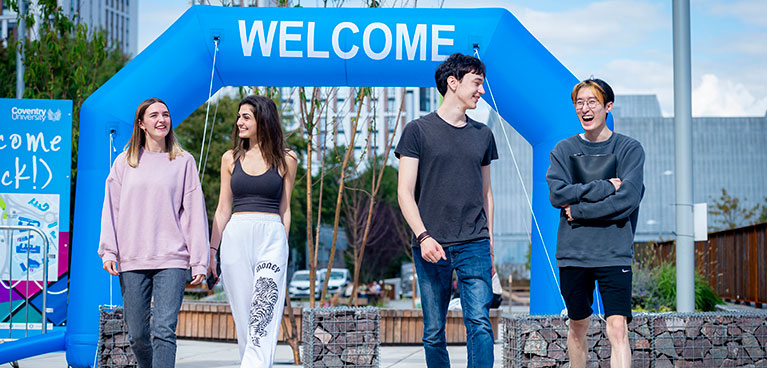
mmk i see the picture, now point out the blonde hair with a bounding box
[125,98,184,167]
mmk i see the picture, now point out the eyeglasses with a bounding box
[574,98,601,110]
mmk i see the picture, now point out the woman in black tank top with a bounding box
[207,96,298,367]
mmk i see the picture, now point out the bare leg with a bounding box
[606,315,631,368]
[567,318,590,368]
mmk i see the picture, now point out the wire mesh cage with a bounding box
[651,312,767,367]
[302,306,380,368]
[96,306,138,368]
[503,312,767,367]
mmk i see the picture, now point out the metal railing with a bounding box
[1,224,51,340]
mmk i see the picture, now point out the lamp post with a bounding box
[16,0,26,98]
[673,0,695,313]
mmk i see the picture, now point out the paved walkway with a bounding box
[12,340,505,367]
[12,303,528,367]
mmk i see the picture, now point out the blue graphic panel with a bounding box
[29,275,69,325]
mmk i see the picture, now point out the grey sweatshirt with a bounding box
[546,133,645,268]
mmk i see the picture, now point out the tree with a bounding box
[318,87,370,303]
[1,0,129,236]
[708,188,760,231]
[343,165,407,283]
[175,95,240,221]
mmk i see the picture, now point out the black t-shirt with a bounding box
[395,112,498,247]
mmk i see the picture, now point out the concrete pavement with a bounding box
[11,302,527,367]
[12,339,505,367]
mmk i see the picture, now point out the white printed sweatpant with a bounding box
[220,213,288,368]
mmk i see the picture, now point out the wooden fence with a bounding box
[636,222,767,307]
[177,301,501,344]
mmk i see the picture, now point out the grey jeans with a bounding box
[119,268,187,368]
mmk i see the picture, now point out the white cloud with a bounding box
[506,0,667,59]
[692,74,767,117]
[710,0,767,27]
[598,59,674,116]
[439,0,667,59]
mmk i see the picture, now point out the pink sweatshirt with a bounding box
[98,149,209,276]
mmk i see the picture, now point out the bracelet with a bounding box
[210,247,218,252]
[416,231,431,244]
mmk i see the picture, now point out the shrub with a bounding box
[631,263,672,312]
[649,262,723,312]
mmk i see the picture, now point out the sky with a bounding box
[138,0,767,117]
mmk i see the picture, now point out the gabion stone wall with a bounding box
[302,307,380,368]
[97,306,138,368]
[503,312,767,367]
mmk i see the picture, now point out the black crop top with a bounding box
[231,160,283,214]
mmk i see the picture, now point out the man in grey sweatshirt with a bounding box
[546,78,645,368]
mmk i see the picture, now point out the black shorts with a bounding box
[560,266,633,323]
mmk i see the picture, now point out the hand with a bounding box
[190,274,205,285]
[564,205,574,221]
[420,237,446,263]
[103,261,119,276]
[208,250,219,280]
[609,178,622,192]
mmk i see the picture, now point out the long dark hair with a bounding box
[231,95,286,172]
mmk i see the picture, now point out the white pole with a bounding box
[673,0,695,313]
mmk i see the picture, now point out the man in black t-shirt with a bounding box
[395,53,498,368]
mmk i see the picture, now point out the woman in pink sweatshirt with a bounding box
[98,97,209,368]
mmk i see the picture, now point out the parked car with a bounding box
[400,262,418,298]
[288,270,323,299]
[319,268,351,296]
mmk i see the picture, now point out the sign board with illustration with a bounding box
[0,98,72,327]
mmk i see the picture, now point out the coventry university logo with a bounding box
[47,109,61,122]
[11,107,61,122]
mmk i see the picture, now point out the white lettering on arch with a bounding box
[431,24,454,62]
[332,22,359,60]
[396,24,426,61]
[307,22,329,58]
[363,23,392,60]
[280,21,303,58]
[239,20,278,57]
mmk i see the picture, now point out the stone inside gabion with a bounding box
[503,312,767,368]
[302,307,381,367]
[97,307,139,368]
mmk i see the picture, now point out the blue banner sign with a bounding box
[0,98,72,289]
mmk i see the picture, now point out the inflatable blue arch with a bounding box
[0,5,598,366]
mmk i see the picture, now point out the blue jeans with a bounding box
[119,268,187,368]
[413,239,494,368]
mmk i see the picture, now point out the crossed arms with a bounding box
[546,143,645,222]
